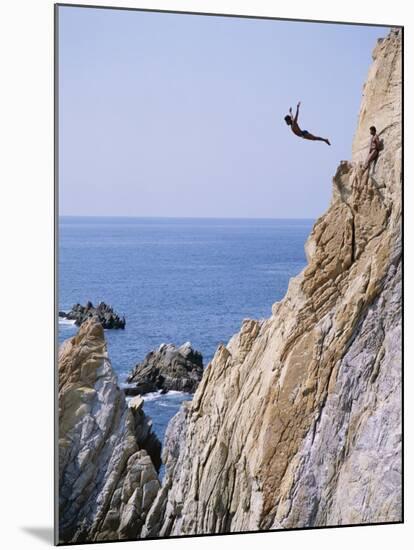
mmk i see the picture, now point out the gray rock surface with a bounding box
[59,301,126,329]
[126,342,203,395]
[58,320,160,543]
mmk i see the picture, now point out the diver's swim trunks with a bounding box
[301,130,310,137]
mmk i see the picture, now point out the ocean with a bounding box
[58,217,313,444]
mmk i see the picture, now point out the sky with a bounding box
[58,6,389,218]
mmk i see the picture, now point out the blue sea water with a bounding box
[58,217,313,444]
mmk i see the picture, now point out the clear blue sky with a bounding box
[58,6,389,218]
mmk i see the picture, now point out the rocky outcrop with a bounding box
[58,319,160,543]
[125,343,203,396]
[129,396,162,472]
[59,301,126,329]
[144,29,402,535]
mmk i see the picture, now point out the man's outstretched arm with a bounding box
[294,101,301,123]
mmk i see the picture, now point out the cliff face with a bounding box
[144,29,402,535]
[58,320,161,543]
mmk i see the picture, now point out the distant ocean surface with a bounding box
[58,217,313,444]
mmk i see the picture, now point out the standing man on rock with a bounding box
[364,125,381,171]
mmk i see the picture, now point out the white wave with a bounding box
[58,317,77,326]
[142,391,163,401]
[142,390,191,401]
[123,388,192,402]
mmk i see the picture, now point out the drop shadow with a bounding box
[20,526,54,545]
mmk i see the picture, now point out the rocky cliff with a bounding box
[58,320,161,543]
[143,28,402,536]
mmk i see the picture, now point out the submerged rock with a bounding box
[126,342,203,395]
[142,29,402,536]
[59,301,126,329]
[58,319,160,543]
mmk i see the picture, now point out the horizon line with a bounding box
[59,214,316,221]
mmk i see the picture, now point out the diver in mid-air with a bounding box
[284,101,331,146]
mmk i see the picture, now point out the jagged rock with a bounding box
[129,396,162,472]
[141,402,191,538]
[59,301,126,329]
[143,29,402,536]
[58,319,160,543]
[126,343,203,395]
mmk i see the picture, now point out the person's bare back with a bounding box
[284,102,331,145]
